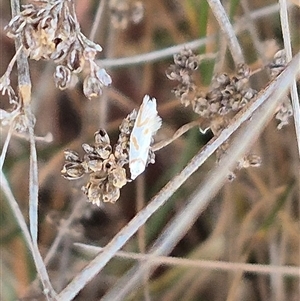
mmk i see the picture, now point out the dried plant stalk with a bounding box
[74,243,300,277]
[279,0,300,158]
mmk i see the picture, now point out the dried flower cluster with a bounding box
[166,48,262,180]
[0,100,32,133]
[61,106,159,206]
[62,128,127,205]
[166,48,257,130]
[109,0,144,29]
[269,50,293,129]
[5,0,111,99]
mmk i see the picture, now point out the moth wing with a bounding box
[138,95,162,134]
[129,95,162,180]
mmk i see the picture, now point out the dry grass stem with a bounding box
[0,171,56,299]
[74,243,300,277]
[204,0,244,64]
[152,120,201,151]
[279,0,300,158]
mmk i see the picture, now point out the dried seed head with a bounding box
[211,73,231,89]
[270,49,286,77]
[114,110,137,165]
[108,166,127,188]
[193,96,209,117]
[94,128,111,145]
[82,181,102,207]
[96,68,112,86]
[166,65,182,82]
[275,98,293,130]
[109,0,144,29]
[64,150,82,163]
[63,126,127,205]
[131,1,144,24]
[102,155,117,173]
[61,162,85,180]
[173,48,198,69]
[54,65,72,89]
[83,75,103,99]
[236,63,251,79]
[82,66,112,99]
[66,44,85,73]
[168,50,262,176]
[102,182,120,203]
[5,0,111,99]
[227,172,236,182]
[238,154,262,169]
[95,145,112,160]
[82,143,95,154]
[84,158,103,173]
[83,47,98,61]
[168,49,257,123]
[173,83,195,107]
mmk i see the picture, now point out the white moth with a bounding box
[129,95,162,180]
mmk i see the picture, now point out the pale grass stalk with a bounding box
[279,6,300,287]
[0,171,57,300]
[277,230,289,301]
[89,0,106,41]
[279,0,300,158]
[99,53,300,301]
[152,120,201,152]
[99,39,216,67]
[0,126,13,171]
[135,175,151,301]
[233,3,286,32]
[10,0,38,246]
[135,178,146,251]
[74,243,300,277]
[7,0,55,297]
[12,17,39,250]
[272,192,294,300]
[28,115,39,244]
[10,0,39,250]
[270,241,284,301]
[57,53,300,301]
[248,3,280,18]
[212,34,227,73]
[201,0,244,64]
[277,198,292,299]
